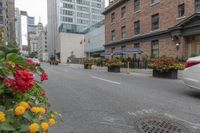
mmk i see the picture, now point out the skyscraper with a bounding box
[15,8,21,46]
[58,0,105,33]
[47,0,105,62]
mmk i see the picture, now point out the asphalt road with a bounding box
[42,64,200,133]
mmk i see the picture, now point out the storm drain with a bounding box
[136,117,190,133]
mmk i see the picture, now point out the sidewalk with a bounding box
[61,63,183,79]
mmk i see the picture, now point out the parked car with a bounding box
[183,56,200,90]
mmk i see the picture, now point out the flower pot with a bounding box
[108,66,120,73]
[153,69,178,79]
[84,64,92,69]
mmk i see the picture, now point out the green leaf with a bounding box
[6,53,27,67]
[0,84,4,94]
[23,111,33,121]
[0,123,15,131]
[19,124,29,132]
[0,50,5,61]
[0,105,5,111]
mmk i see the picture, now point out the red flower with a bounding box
[40,72,48,82]
[15,64,20,69]
[27,59,35,67]
[41,91,46,97]
[12,70,35,93]
[3,78,15,87]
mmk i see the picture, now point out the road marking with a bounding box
[91,76,121,85]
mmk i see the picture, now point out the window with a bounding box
[63,3,73,9]
[152,14,159,30]
[151,40,159,57]
[196,0,200,12]
[111,12,115,23]
[134,20,140,35]
[151,0,160,4]
[111,30,115,41]
[178,4,185,17]
[61,9,73,16]
[121,46,126,51]
[134,0,140,12]
[0,16,3,24]
[134,43,140,48]
[111,47,115,53]
[121,26,126,38]
[121,6,126,18]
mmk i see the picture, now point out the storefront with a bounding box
[187,35,200,56]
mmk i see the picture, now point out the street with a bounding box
[43,64,200,133]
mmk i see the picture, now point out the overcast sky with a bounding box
[15,0,109,26]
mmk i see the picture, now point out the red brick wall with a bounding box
[106,37,189,58]
[105,0,196,44]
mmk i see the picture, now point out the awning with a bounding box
[125,48,143,54]
[112,50,127,55]
[100,51,112,56]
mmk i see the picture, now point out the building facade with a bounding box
[37,24,48,62]
[58,0,105,33]
[47,0,105,62]
[0,0,15,44]
[29,32,37,52]
[15,8,21,46]
[28,16,36,33]
[47,0,58,58]
[58,32,84,63]
[84,20,105,58]
[103,0,200,58]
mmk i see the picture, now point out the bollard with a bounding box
[127,62,130,74]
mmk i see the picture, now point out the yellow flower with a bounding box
[19,101,29,109]
[31,107,39,114]
[38,115,43,120]
[31,107,46,114]
[15,106,25,116]
[41,122,49,132]
[49,118,56,126]
[29,123,39,133]
[39,107,46,114]
[51,114,55,118]
[0,112,6,123]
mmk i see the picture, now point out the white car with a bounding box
[183,56,200,90]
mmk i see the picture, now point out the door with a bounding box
[197,44,200,55]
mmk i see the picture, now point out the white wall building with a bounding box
[47,0,105,62]
[37,23,48,62]
[58,33,84,63]
[29,32,37,52]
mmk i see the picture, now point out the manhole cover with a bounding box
[136,117,190,133]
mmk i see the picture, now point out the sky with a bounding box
[15,0,47,25]
[15,0,109,26]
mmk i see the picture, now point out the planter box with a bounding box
[153,69,178,79]
[84,64,92,69]
[108,66,120,73]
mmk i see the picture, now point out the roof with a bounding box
[102,0,129,15]
[170,13,200,30]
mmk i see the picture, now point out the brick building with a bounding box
[103,0,200,58]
